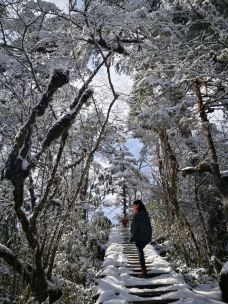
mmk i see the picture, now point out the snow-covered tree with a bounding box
[107,145,150,216]
[1,0,228,301]
[0,0,127,301]
[126,0,228,267]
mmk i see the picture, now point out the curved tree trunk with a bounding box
[157,128,203,263]
[194,79,228,229]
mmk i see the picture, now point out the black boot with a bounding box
[138,265,147,278]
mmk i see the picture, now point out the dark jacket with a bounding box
[130,211,152,244]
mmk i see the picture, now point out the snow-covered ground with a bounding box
[96,227,225,304]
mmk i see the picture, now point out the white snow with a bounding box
[220,262,228,275]
[22,160,29,171]
[221,171,228,177]
[96,227,225,304]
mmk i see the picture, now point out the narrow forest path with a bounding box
[96,227,224,304]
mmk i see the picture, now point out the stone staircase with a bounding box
[121,233,179,304]
[96,227,223,304]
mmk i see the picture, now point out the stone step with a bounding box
[127,259,149,262]
[128,268,154,272]
[126,284,173,290]
[127,259,150,262]
[122,243,135,245]
[129,272,170,278]
[127,258,150,260]
[123,244,136,245]
[127,256,149,259]
[123,248,137,250]
[129,290,177,298]
[127,260,154,264]
[126,262,144,266]
[129,299,179,304]
[127,258,150,261]
[127,262,155,267]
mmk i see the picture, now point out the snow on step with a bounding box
[128,299,178,304]
[129,290,178,297]
[95,227,224,304]
[130,273,171,278]
[129,300,178,304]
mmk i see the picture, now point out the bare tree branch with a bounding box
[0,243,32,282]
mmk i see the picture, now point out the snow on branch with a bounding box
[70,53,111,110]
[181,162,212,177]
[41,88,93,152]
[87,36,129,56]
[36,69,69,116]
[3,69,69,183]
[1,69,69,250]
[221,171,228,178]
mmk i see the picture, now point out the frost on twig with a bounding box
[181,163,212,177]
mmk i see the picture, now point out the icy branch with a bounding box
[181,163,212,177]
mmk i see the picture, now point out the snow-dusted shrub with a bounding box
[55,282,95,304]
[54,210,111,294]
[182,268,211,287]
[156,240,176,257]
[0,265,12,304]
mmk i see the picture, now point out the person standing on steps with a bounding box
[129,199,152,278]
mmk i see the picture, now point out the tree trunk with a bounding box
[0,244,62,303]
[194,177,213,262]
[80,167,90,221]
[157,128,206,264]
[123,183,127,217]
[195,79,228,228]
[158,128,179,214]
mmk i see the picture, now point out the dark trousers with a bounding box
[135,241,147,266]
